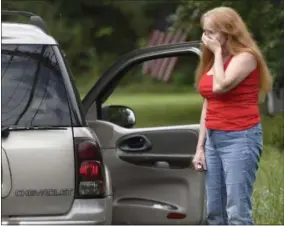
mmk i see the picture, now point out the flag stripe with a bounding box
[142,25,189,81]
[150,31,175,78]
[142,30,162,75]
[156,28,184,80]
[162,31,188,82]
[148,31,166,77]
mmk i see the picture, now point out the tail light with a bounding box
[75,138,105,198]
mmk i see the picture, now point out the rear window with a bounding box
[1,44,72,127]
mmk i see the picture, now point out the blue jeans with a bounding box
[205,123,263,225]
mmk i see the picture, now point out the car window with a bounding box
[1,44,72,127]
[103,54,201,128]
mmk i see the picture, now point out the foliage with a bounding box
[2,0,160,76]
[271,118,284,151]
[2,0,283,90]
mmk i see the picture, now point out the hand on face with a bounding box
[202,33,222,54]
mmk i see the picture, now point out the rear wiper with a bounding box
[1,126,67,138]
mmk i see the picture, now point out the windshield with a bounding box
[1,44,72,127]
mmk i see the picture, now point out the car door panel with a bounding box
[83,42,205,224]
[88,120,205,225]
[117,129,198,169]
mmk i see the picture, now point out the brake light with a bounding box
[75,138,105,198]
[79,161,100,180]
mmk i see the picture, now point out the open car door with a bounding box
[82,42,206,225]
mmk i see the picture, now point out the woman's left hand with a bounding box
[202,33,221,54]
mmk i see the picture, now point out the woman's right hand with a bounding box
[192,147,207,172]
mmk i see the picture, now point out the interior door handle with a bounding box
[155,161,170,168]
[117,134,152,152]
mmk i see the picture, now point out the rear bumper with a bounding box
[2,197,113,225]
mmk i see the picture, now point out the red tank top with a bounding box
[198,56,260,131]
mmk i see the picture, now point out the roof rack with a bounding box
[1,10,47,33]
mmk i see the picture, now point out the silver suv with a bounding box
[1,10,112,225]
[2,10,207,225]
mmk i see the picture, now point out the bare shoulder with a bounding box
[231,52,257,69]
[234,52,256,62]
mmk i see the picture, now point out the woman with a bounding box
[192,6,273,225]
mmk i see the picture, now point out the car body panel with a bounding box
[1,198,112,225]
[2,23,57,45]
[2,148,12,198]
[1,127,112,224]
[1,129,75,216]
[88,120,205,224]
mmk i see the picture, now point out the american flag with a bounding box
[142,7,188,82]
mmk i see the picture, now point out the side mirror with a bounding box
[101,105,136,128]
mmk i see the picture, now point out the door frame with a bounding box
[82,41,201,119]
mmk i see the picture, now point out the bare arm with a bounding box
[196,99,207,150]
[212,49,257,93]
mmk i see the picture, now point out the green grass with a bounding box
[105,92,284,225]
[253,145,284,224]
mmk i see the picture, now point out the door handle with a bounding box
[155,161,170,168]
[117,134,152,152]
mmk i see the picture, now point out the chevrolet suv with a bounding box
[1,10,112,225]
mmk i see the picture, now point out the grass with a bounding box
[253,146,284,224]
[105,92,284,225]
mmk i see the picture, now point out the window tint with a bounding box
[1,44,72,127]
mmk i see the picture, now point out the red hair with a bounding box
[195,7,273,95]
